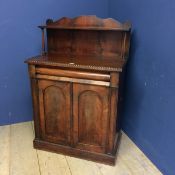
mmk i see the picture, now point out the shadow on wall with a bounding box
[121,30,145,137]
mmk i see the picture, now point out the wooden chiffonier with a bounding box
[25,16,131,165]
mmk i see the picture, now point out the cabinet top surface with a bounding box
[25,55,126,72]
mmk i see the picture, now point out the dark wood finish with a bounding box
[36,74,110,87]
[38,80,71,145]
[41,28,46,55]
[46,30,124,58]
[25,15,131,165]
[34,131,122,165]
[38,15,131,31]
[72,84,109,153]
[36,68,110,81]
[25,55,126,72]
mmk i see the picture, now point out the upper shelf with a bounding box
[38,15,131,31]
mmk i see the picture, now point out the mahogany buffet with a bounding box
[25,16,131,165]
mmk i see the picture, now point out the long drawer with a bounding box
[36,67,111,87]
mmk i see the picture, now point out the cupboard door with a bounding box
[38,80,71,145]
[73,83,109,153]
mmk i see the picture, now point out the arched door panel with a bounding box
[38,80,71,145]
[73,83,109,153]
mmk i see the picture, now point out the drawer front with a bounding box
[36,67,111,87]
[36,67,110,81]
